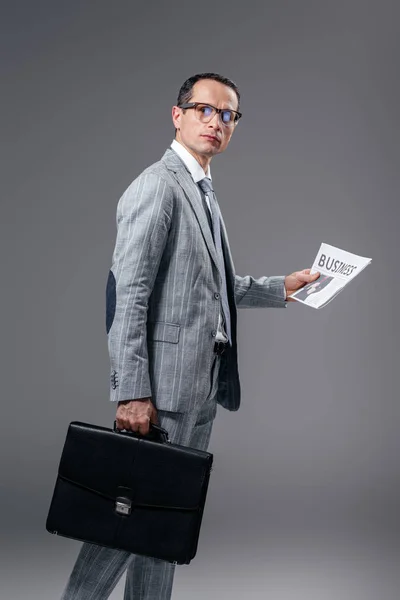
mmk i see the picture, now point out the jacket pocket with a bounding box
[147,321,180,344]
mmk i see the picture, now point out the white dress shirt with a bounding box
[171,139,229,343]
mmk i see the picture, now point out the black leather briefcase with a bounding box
[46,421,213,564]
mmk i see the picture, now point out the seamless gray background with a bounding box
[3,1,400,598]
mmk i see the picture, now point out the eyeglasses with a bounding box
[178,102,242,127]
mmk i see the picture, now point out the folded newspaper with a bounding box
[290,243,372,309]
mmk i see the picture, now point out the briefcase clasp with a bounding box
[115,497,132,516]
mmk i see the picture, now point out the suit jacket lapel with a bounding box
[162,148,222,279]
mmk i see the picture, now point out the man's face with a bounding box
[172,79,239,162]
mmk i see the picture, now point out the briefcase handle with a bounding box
[113,421,170,444]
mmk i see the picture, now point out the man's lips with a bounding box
[201,134,220,143]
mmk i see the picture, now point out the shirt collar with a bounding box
[171,139,211,183]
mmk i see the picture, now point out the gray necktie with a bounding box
[198,177,232,344]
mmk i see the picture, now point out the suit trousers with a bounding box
[60,354,221,600]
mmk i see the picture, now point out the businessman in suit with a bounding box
[61,72,319,600]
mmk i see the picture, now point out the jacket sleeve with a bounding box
[234,274,287,308]
[106,171,173,402]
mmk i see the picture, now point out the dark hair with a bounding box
[177,72,241,110]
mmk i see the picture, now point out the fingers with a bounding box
[136,415,151,435]
[115,399,158,435]
[116,414,151,434]
[297,270,320,283]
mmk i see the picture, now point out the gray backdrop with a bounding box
[3,1,399,598]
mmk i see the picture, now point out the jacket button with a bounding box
[214,293,220,299]
[211,330,217,337]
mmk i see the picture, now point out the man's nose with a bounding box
[207,112,221,129]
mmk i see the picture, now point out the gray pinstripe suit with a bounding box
[106,147,286,412]
[61,147,286,599]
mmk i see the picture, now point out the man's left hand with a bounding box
[285,269,320,300]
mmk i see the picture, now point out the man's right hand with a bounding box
[115,398,158,435]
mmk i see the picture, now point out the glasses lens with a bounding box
[196,104,215,122]
[193,104,238,126]
[221,110,234,124]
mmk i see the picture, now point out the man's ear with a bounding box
[172,106,181,130]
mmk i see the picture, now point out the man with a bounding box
[61,72,319,600]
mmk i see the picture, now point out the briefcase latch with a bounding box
[115,496,132,516]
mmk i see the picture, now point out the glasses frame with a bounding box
[178,102,242,126]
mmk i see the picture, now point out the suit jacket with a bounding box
[106,148,286,413]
